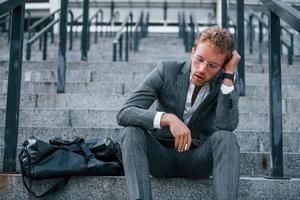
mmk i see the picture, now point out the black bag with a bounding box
[19,136,124,198]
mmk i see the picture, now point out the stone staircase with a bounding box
[0,32,299,199]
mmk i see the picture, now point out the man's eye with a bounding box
[208,63,219,69]
[197,57,204,62]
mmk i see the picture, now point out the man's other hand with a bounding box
[223,50,241,73]
[160,113,192,152]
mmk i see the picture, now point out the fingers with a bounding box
[187,132,192,150]
[178,135,186,152]
[175,137,179,149]
[176,129,191,152]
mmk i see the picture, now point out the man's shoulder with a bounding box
[158,60,187,74]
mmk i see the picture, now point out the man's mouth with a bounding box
[194,74,205,82]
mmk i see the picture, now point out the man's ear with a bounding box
[191,47,195,54]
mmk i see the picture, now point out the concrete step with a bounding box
[0,108,298,131]
[0,81,299,97]
[0,174,299,200]
[0,144,299,178]
[0,61,299,78]
[0,94,298,114]
[1,68,300,86]
[0,127,298,153]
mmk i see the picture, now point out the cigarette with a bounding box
[184,144,188,151]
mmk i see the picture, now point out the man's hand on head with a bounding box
[222,50,241,87]
[223,50,241,74]
[160,113,192,152]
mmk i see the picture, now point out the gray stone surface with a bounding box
[0,175,299,200]
[0,126,298,153]
[0,108,298,131]
[1,94,299,116]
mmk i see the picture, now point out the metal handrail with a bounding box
[0,0,25,15]
[68,10,74,50]
[88,9,103,49]
[133,11,145,52]
[72,1,217,10]
[113,12,133,61]
[108,10,120,37]
[0,12,10,38]
[0,12,10,25]
[145,12,150,37]
[25,10,31,33]
[258,0,300,179]
[249,11,294,64]
[188,14,198,51]
[261,11,294,60]
[26,18,60,60]
[28,8,60,40]
[1,0,26,172]
[74,13,83,38]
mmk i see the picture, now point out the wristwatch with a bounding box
[222,72,235,82]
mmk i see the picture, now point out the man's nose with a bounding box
[198,62,207,73]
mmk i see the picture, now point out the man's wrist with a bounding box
[160,113,176,127]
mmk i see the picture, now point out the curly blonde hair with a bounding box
[194,27,235,62]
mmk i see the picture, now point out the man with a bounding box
[116,27,241,200]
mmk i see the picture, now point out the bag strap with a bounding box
[75,140,95,160]
[21,174,69,198]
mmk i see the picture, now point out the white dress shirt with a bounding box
[153,73,234,129]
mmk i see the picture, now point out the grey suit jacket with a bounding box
[116,60,239,147]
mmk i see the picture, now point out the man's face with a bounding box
[191,41,227,87]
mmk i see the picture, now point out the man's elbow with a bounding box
[116,108,127,126]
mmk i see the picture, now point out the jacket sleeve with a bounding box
[215,73,240,131]
[116,62,165,131]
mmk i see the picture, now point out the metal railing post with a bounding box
[39,24,43,50]
[287,46,292,65]
[163,0,167,21]
[111,0,115,22]
[3,2,25,172]
[100,10,103,37]
[258,21,263,63]
[268,10,283,178]
[221,0,227,28]
[81,0,89,61]
[42,31,48,60]
[68,10,74,50]
[50,15,54,43]
[25,10,31,33]
[95,12,99,43]
[119,34,123,60]
[134,31,139,52]
[130,13,133,50]
[249,14,253,54]
[113,42,117,61]
[237,0,245,96]
[57,0,68,93]
[26,43,31,60]
[125,23,129,61]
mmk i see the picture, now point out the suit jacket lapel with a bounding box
[175,60,191,120]
[187,73,222,126]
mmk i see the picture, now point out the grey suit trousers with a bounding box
[121,126,240,200]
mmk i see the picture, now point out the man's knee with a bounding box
[210,130,240,150]
[121,126,149,149]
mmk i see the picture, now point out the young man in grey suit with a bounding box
[117,27,241,200]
